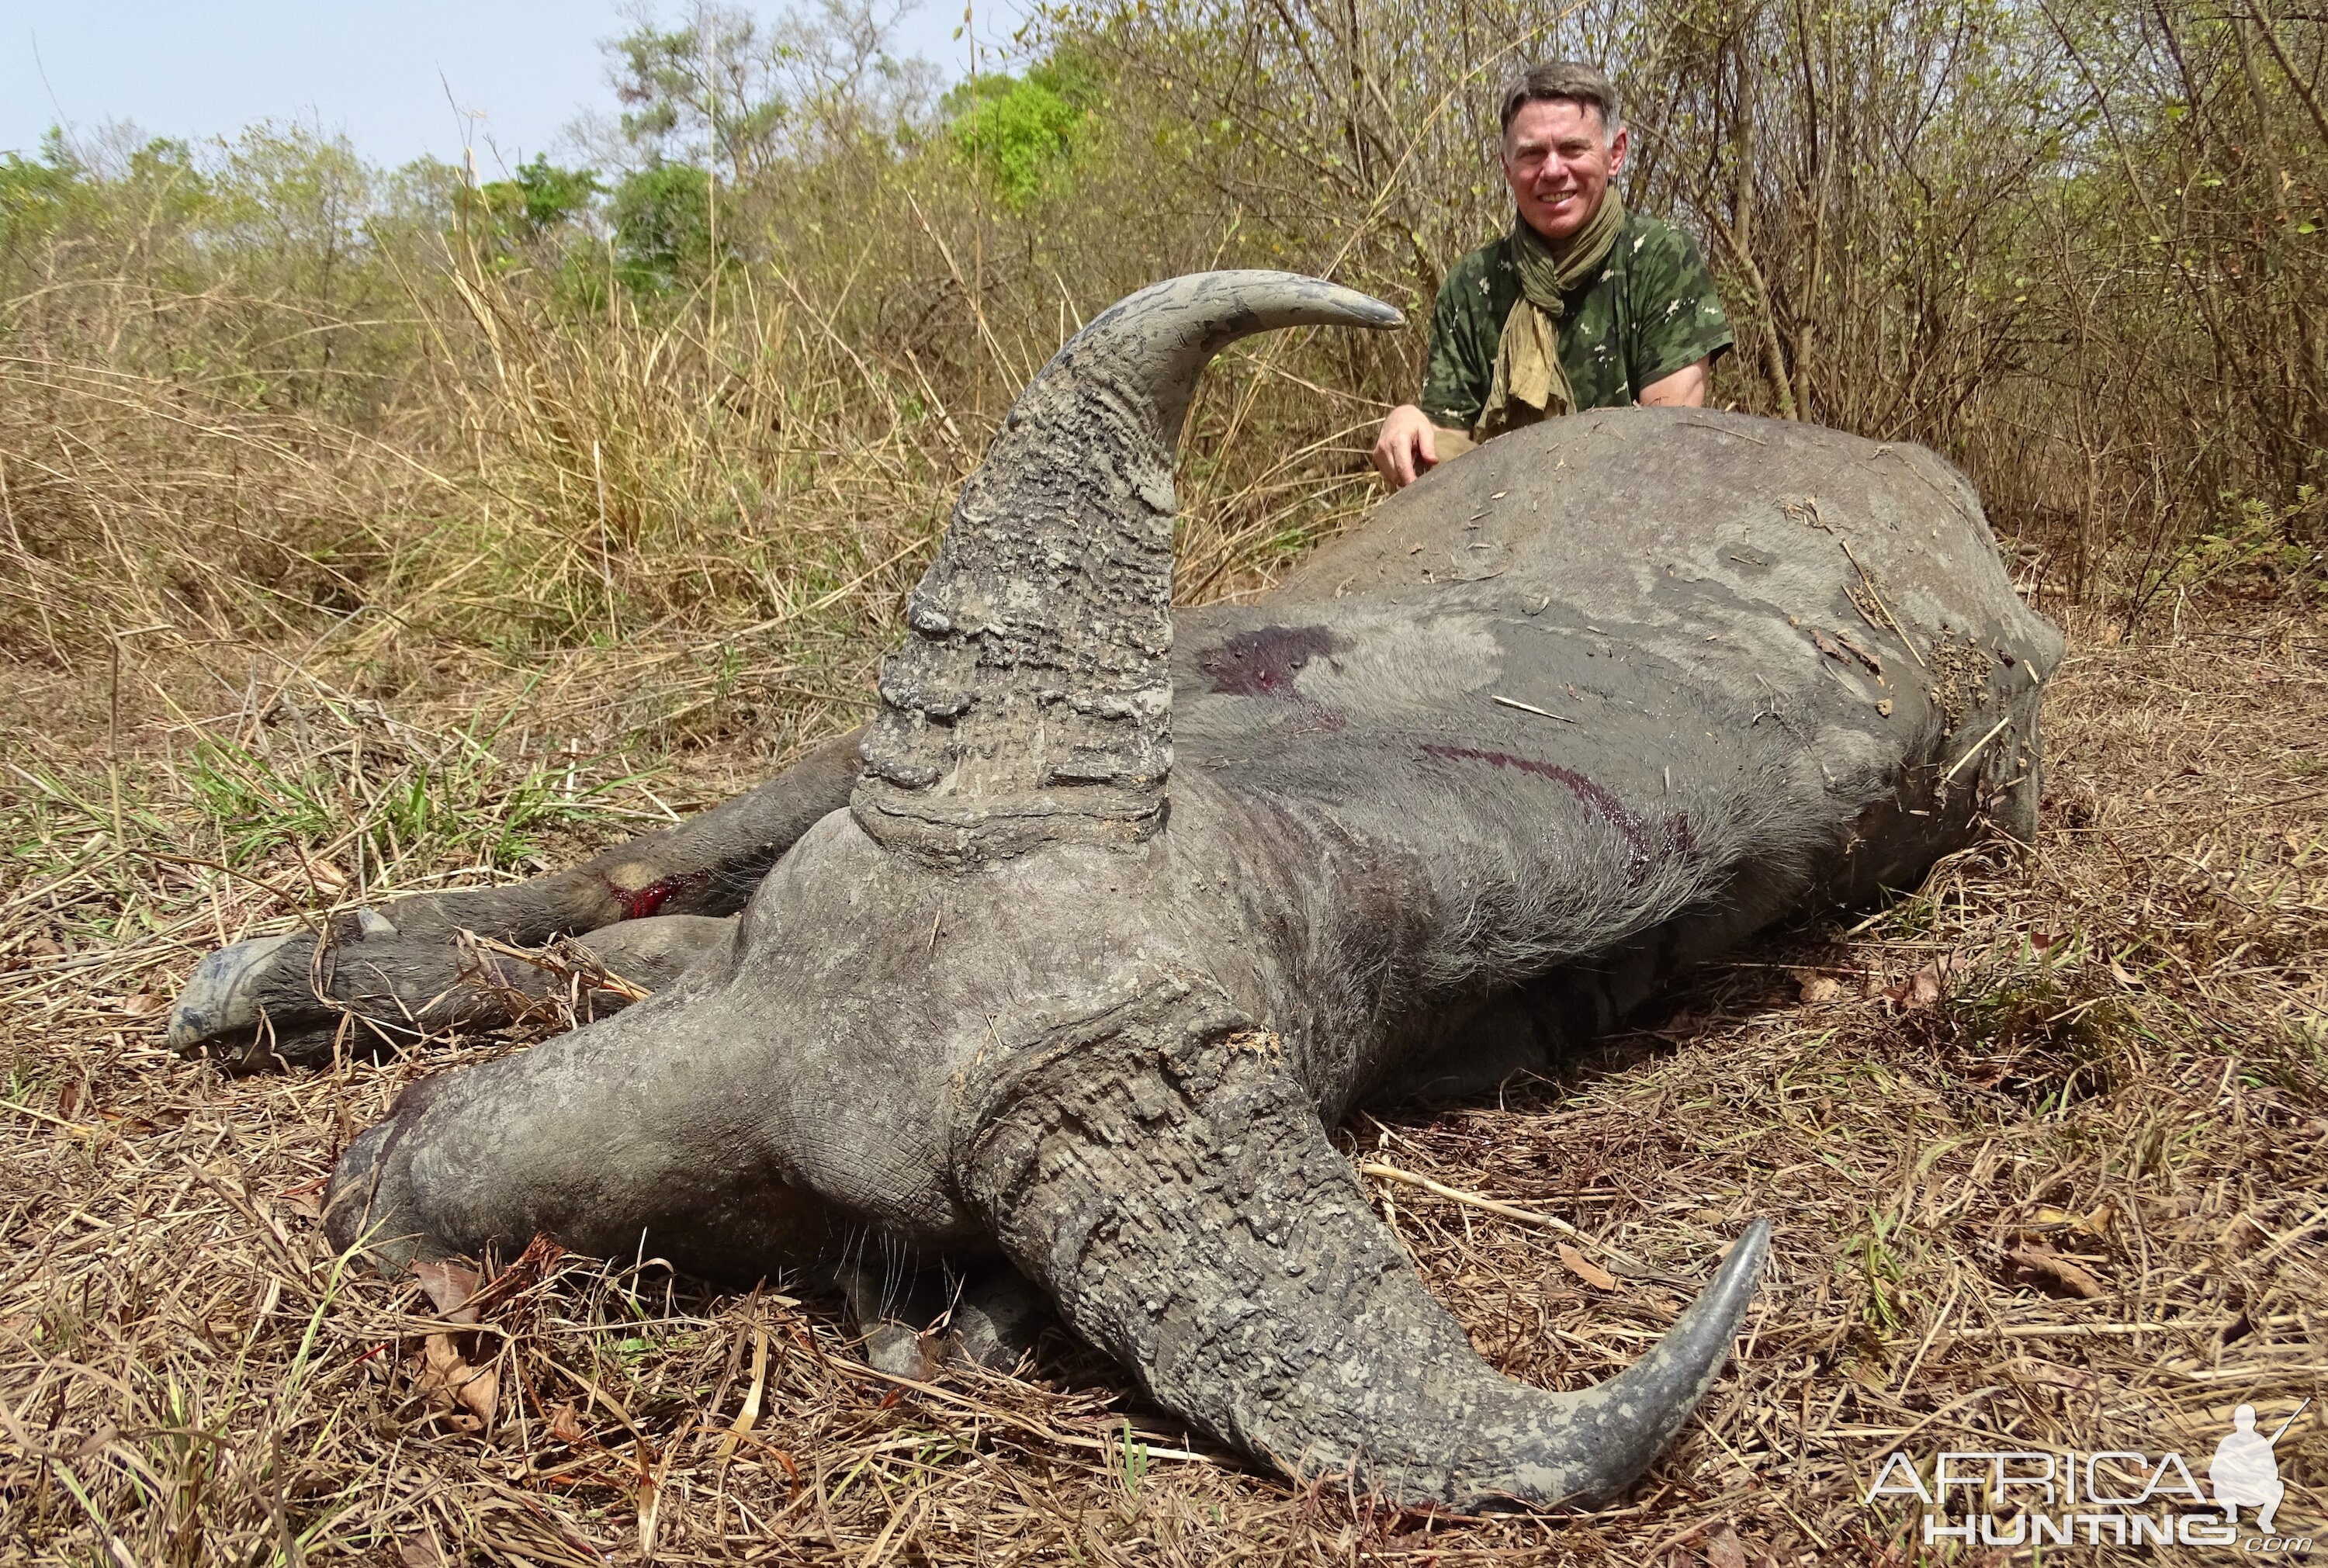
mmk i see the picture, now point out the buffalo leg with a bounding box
[169,728,861,1069]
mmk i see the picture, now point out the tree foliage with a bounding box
[944,63,1096,206]
[472,155,605,243]
[602,0,938,177]
[609,162,720,290]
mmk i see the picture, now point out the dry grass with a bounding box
[2,574,2324,1564]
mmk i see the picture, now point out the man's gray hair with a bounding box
[1498,61,1622,140]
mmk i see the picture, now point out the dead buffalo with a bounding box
[170,271,2060,1509]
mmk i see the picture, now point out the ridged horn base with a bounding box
[961,979,1772,1509]
[852,271,1400,869]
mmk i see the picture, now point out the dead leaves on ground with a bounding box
[1786,947,1972,1011]
[1793,968,1843,1004]
[1556,1242,1622,1292]
[2002,1241,2108,1300]
[1882,950,1971,1012]
[404,1236,570,1435]
[1702,1523,1751,1568]
[412,1258,497,1431]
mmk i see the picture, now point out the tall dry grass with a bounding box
[0,165,1393,759]
[4,0,2319,703]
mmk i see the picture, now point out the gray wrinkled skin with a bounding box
[178,272,2060,1511]
[855,275,1404,866]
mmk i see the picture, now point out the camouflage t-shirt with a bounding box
[1417,209,1734,431]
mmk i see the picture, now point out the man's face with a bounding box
[1501,98,1627,243]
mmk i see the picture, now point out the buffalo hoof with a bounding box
[834,1259,1054,1379]
[168,931,307,1063]
[945,1265,1051,1372]
[168,908,404,1070]
[168,909,734,1073]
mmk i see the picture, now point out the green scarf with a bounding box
[1475,187,1626,440]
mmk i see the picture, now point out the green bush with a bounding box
[609,162,721,291]
[471,155,605,246]
[944,65,1096,206]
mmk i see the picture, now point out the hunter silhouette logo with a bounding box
[1865,1400,2311,1550]
[2212,1402,2300,1535]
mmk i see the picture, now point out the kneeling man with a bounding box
[1374,61,1734,488]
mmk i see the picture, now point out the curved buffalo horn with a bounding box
[853,272,1402,868]
[963,998,1770,1507]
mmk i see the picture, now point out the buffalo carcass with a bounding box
[171,272,2061,1509]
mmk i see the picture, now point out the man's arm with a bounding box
[1378,251,1498,488]
[1623,218,1733,410]
[1372,405,1471,488]
[1639,358,1710,407]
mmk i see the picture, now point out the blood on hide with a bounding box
[608,868,715,921]
[1420,744,1693,880]
[1200,625,1345,730]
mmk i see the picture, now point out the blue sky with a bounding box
[0,1,1005,171]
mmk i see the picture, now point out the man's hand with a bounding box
[1371,403,1445,489]
[1639,358,1710,407]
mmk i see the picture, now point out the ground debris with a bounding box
[3,597,2322,1563]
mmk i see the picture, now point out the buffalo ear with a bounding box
[851,271,1401,870]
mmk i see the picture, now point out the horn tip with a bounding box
[1311,279,1402,329]
[1696,1217,1772,1338]
[1181,269,1403,331]
[1449,1219,1775,1512]
[1574,1218,1772,1496]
